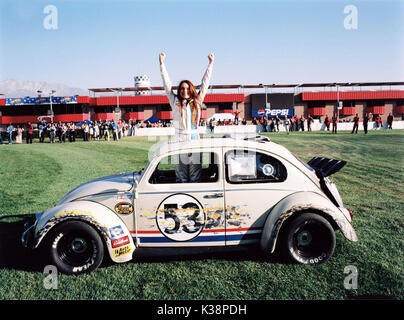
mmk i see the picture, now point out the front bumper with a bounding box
[21,215,38,249]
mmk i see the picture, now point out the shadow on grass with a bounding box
[347,294,398,300]
[0,214,46,273]
[128,245,285,265]
[0,214,286,273]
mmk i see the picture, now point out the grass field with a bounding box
[0,130,403,300]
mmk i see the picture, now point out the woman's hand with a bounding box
[159,52,166,65]
[208,53,214,64]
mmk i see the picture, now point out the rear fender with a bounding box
[260,191,358,254]
[33,200,135,264]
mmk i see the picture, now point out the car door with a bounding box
[223,148,292,245]
[134,148,226,247]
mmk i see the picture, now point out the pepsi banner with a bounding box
[6,96,77,105]
[252,108,294,117]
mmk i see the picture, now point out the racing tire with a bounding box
[282,213,335,265]
[46,221,104,275]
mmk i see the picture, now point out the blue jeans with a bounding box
[174,153,202,183]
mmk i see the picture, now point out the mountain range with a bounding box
[0,79,88,98]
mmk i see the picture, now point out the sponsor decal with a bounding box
[6,96,77,106]
[116,194,133,200]
[252,108,294,117]
[112,236,130,248]
[108,225,125,240]
[114,202,134,215]
[113,244,131,258]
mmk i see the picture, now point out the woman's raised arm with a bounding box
[198,53,214,103]
[159,52,174,99]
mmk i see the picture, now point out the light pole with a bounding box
[337,84,339,111]
[49,90,56,121]
[37,90,55,121]
[110,88,122,112]
[260,83,269,113]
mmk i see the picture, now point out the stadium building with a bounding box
[0,81,403,126]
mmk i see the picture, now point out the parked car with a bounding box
[22,135,357,274]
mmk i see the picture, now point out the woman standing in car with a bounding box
[159,52,214,182]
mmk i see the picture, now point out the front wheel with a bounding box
[282,213,336,265]
[46,221,104,275]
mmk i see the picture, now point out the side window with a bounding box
[225,150,287,183]
[149,152,219,184]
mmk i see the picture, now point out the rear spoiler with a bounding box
[307,157,347,177]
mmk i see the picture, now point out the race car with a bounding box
[22,135,358,274]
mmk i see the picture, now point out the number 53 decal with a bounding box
[156,194,205,241]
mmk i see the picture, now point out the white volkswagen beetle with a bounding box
[22,135,358,274]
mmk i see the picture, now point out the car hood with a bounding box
[57,172,140,205]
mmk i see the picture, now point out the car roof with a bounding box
[151,135,293,160]
[146,135,320,188]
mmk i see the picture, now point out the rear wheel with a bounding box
[282,213,335,265]
[47,221,104,275]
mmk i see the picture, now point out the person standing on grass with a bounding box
[57,121,62,142]
[324,115,330,131]
[363,113,369,134]
[159,51,214,183]
[274,115,280,132]
[351,113,359,134]
[270,118,275,132]
[307,115,313,132]
[94,121,100,140]
[16,125,23,144]
[283,116,290,135]
[89,123,94,141]
[6,123,14,144]
[26,121,33,144]
[234,109,240,125]
[299,115,305,131]
[294,115,299,131]
[71,122,76,142]
[83,122,89,141]
[38,121,44,143]
[49,123,56,143]
[332,113,338,134]
[111,121,118,141]
[387,113,393,129]
[60,123,67,143]
[104,122,110,141]
[375,115,382,129]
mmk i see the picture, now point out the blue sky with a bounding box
[0,0,403,90]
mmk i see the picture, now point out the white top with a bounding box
[160,61,213,141]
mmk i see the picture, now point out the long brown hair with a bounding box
[177,80,201,117]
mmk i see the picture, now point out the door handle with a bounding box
[203,193,223,199]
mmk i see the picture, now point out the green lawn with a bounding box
[0,130,403,300]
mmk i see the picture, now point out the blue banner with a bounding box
[252,108,294,117]
[6,96,77,105]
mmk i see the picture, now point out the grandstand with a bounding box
[0,81,403,125]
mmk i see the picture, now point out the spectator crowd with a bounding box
[0,112,396,145]
[0,120,140,145]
